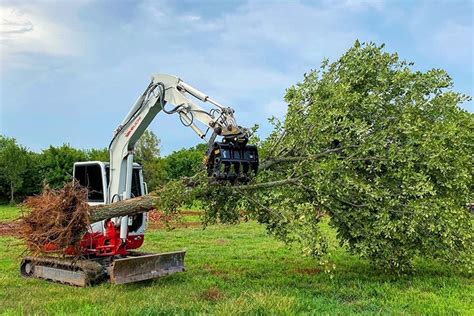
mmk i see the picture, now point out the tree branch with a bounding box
[270,130,287,157]
[233,171,313,191]
[260,147,345,170]
[233,177,300,190]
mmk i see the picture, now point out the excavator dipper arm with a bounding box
[108,74,256,205]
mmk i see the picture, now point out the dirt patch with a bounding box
[148,210,175,223]
[215,238,229,245]
[202,264,229,278]
[148,209,202,229]
[200,286,224,302]
[294,267,321,275]
[0,221,21,237]
[148,209,201,222]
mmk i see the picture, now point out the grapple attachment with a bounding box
[207,141,258,182]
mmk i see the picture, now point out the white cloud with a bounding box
[0,7,33,34]
[125,0,375,106]
[264,99,288,119]
[0,3,85,67]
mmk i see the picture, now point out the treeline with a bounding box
[0,131,205,204]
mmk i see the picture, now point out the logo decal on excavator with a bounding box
[125,116,142,137]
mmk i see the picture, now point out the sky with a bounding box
[0,0,473,155]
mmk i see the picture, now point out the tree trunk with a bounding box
[9,182,14,205]
[89,195,160,222]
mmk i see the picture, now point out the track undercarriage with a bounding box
[20,250,186,287]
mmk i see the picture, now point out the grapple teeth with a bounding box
[207,142,258,183]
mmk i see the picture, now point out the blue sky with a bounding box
[1,0,472,155]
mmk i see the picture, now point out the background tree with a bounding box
[135,129,161,163]
[0,128,209,201]
[168,41,473,273]
[0,136,29,204]
[164,144,207,180]
[40,144,87,188]
[20,151,43,197]
[134,129,163,191]
[85,148,109,161]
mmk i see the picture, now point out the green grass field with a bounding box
[0,205,472,315]
[0,205,23,221]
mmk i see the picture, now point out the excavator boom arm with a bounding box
[108,74,252,205]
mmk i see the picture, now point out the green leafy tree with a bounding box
[40,144,87,188]
[20,151,43,197]
[162,42,473,273]
[134,129,163,190]
[135,129,161,164]
[142,158,168,191]
[0,136,29,204]
[164,144,207,180]
[259,42,473,272]
[85,148,109,162]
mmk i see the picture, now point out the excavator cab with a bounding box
[207,137,259,183]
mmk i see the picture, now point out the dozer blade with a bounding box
[110,250,186,285]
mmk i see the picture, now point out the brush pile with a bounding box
[19,181,159,254]
[20,182,91,253]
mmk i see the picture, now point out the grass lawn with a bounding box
[0,206,472,315]
[0,205,23,221]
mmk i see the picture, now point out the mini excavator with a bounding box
[21,74,258,286]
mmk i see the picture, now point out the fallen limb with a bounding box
[19,171,311,254]
[90,195,159,222]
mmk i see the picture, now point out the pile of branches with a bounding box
[19,182,91,254]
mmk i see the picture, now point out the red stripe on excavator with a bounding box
[125,116,142,138]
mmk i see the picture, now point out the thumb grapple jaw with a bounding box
[206,138,258,183]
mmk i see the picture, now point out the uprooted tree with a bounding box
[21,41,473,273]
[165,41,473,273]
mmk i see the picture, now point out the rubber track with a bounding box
[20,256,106,286]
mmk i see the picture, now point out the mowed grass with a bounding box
[0,206,473,315]
[0,205,23,221]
